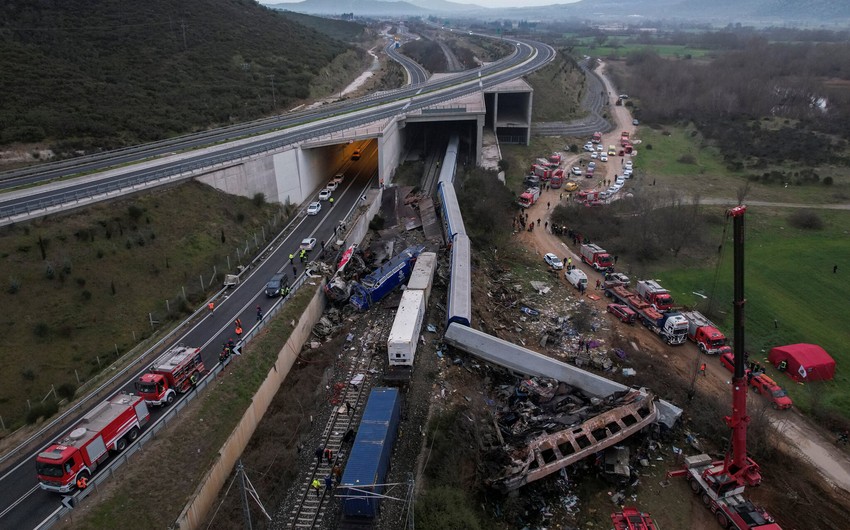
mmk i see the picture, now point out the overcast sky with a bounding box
[265,0,582,7]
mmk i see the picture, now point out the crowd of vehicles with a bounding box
[719,353,793,410]
[605,284,688,345]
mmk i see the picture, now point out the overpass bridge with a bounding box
[0,37,550,227]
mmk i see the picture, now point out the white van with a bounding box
[565,268,588,290]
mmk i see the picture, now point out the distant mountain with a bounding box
[268,0,850,24]
[267,0,432,17]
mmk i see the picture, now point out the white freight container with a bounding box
[407,252,436,303]
[388,289,426,367]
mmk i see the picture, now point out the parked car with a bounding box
[583,143,595,152]
[623,169,633,178]
[619,94,629,99]
[624,161,633,170]
[588,161,596,170]
[300,238,317,251]
[265,273,290,297]
[571,167,582,177]
[564,181,579,192]
[615,176,626,185]
[307,202,322,216]
[318,189,332,201]
[544,253,564,270]
[632,119,639,126]
[596,144,604,152]
[325,181,338,191]
[600,154,608,162]
[607,303,637,323]
[332,173,344,185]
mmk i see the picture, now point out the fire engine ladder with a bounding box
[286,321,388,529]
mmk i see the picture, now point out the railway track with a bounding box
[285,317,391,530]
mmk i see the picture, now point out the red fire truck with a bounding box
[136,345,205,406]
[36,392,150,493]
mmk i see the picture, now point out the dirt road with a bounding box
[514,66,850,499]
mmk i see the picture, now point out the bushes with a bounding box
[26,400,59,424]
[788,209,824,230]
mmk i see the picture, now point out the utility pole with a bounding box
[268,75,277,110]
[237,460,253,530]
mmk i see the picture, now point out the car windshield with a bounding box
[138,382,157,394]
[267,281,280,290]
[772,389,787,398]
[36,461,65,478]
[710,339,726,348]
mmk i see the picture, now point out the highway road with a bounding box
[0,143,380,529]
[0,36,556,529]
[0,39,550,222]
[385,40,429,85]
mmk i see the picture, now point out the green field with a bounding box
[656,208,850,416]
[568,37,712,60]
[634,126,848,203]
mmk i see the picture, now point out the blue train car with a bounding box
[447,234,472,327]
[340,388,402,519]
[350,245,425,310]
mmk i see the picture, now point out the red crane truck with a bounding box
[682,311,732,355]
[611,507,658,530]
[580,243,614,272]
[36,392,150,493]
[635,280,674,312]
[517,187,541,208]
[135,345,205,406]
[669,205,784,530]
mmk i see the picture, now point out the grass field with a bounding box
[656,208,850,417]
[0,182,284,429]
[634,125,849,203]
[569,38,713,60]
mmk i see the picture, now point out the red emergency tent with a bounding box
[768,343,835,382]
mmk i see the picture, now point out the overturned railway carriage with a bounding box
[437,180,465,244]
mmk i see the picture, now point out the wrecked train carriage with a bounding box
[487,389,657,493]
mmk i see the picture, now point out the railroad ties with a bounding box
[286,319,390,529]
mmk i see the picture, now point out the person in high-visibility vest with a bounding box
[76,475,88,490]
[208,302,215,313]
[329,197,334,205]
[235,325,242,339]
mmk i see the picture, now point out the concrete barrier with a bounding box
[175,281,326,529]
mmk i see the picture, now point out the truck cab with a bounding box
[692,326,731,355]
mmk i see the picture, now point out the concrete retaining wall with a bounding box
[176,281,327,529]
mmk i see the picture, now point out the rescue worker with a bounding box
[235,325,243,340]
[288,253,294,265]
[325,474,334,492]
[256,305,263,322]
[329,197,335,206]
[235,318,242,329]
[190,372,199,386]
[699,363,707,376]
[312,478,321,498]
[208,301,215,313]
[778,360,788,372]
[76,475,88,490]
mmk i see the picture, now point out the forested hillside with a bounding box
[0,0,364,153]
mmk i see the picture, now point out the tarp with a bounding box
[768,343,835,382]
